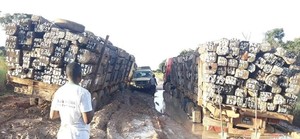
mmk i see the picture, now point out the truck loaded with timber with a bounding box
[4,14,136,109]
[162,38,300,137]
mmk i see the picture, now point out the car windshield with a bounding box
[133,71,152,78]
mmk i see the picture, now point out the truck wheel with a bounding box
[92,92,98,111]
[29,97,38,106]
[186,101,194,117]
[38,98,44,105]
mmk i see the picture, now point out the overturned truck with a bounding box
[4,14,135,109]
[163,38,300,135]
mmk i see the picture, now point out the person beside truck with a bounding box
[50,62,96,139]
[150,74,158,94]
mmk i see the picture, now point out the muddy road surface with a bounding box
[0,88,201,139]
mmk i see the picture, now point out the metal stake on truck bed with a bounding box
[218,91,228,139]
[251,92,260,139]
[90,35,109,89]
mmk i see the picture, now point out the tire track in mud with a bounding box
[103,90,168,139]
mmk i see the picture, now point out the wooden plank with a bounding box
[239,108,293,123]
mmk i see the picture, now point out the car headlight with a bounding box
[130,82,135,85]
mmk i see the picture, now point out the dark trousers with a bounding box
[151,85,156,94]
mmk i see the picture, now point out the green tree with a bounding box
[178,49,194,56]
[157,59,166,72]
[265,28,285,46]
[284,38,300,52]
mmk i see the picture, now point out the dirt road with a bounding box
[0,88,201,139]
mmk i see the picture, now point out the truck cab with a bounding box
[162,58,173,91]
[130,66,153,91]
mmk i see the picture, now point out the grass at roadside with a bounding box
[0,56,8,95]
[154,71,164,81]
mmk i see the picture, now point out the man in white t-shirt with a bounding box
[50,62,95,139]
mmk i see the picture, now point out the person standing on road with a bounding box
[150,74,158,94]
[50,62,96,139]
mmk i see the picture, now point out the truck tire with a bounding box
[92,92,98,110]
[54,19,85,33]
[29,97,38,106]
[186,101,194,117]
[38,98,44,105]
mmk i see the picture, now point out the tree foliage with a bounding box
[178,49,194,57]
[157,59,166,72]
[265,28,285,45]
[0,12,32,27]
[265,28,300,54]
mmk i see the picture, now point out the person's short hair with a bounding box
[152,74,155,77]
[66,62,82,82]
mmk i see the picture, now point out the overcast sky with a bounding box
[1,0,300,69]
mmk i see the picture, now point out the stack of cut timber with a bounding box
[197,38,300,114]
[170,51,199,102]
[4,14,135,93]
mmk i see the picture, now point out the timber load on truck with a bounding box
[163,38,300,136]
[4,14,136,108]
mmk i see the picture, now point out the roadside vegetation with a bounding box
[0,48,8,95]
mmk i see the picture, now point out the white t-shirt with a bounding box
[51,83,92,139]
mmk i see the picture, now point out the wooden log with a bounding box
[228,39,240,57]
[273,57,286,67]
[225,95,236,105]
[271,85,282,94]
[246,97,256,109]
[203,62,218,74]
[216,38,229,56]
[285,93,297,106]
[5,23,19,35]
[217,56,227,66]
[245,78,259,90]
[260,42,272,52]
[227,67,236,75]
[273,94,286,105]
[255,57,266,69]
[271,65,283,75]
[258,99,267,112]
[49,56,63,68]
[215,75,226,85]
[287,86,300,96]
[235,69,249,80]
[228,59,238,67]
[238,60,249,70]
[249,43,261,54]
[223,85,236,95]
[263,53,277,64]
[33,38,43,48]
[225,76,237,86]
[77,49,99,64]
[5,36,18,49]
[263,64,273,74]
[265,74,278,87]
[216,66,226,76]
[236,97,247,108]
[58,39,70,49]
[267,103,277,112]
[235,88,247,97]
[239,41,250,54]
[277,105,292,114]
[259,92,272,102]
[247,53,256,62]
[200,52,217,63]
